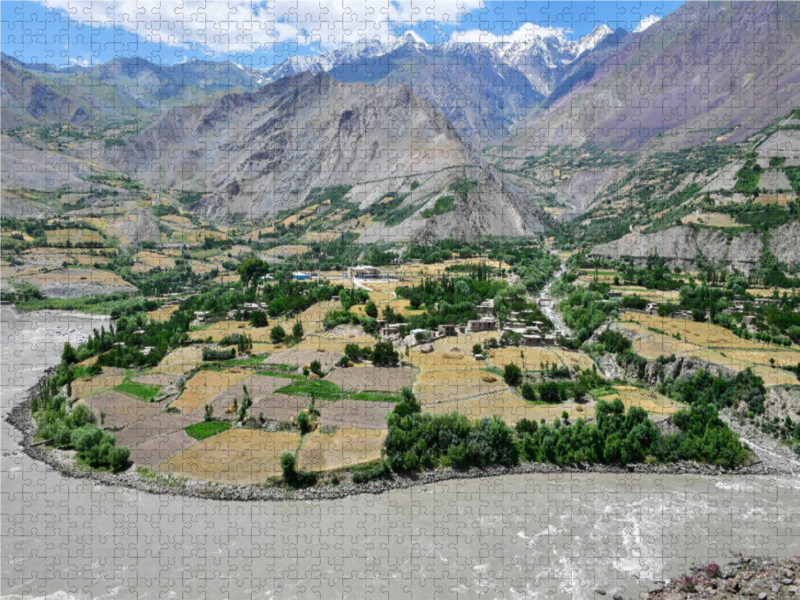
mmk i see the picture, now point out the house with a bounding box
[645,303,659,315]
[381,323,402,337]
[437,324,458,337]
[411,328,434,341]
[466,317,498,333]
[347,265,380,279]
[743,315,757,326]
[477,299,496,317]
[523,334,543,347]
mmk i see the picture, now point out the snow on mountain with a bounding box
[259,24,617,90]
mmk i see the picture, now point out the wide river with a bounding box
[2,306,799,600]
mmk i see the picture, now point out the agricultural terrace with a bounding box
[13,233,764,489]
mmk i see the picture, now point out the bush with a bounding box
[270,325,286,344]
[292,321,304,340]
[538,381,561,403]
[351,461,391,484]
[309,360,322,376]
[504,363,522,387]
[250,310,268,327]
[202,347,236,361]
[297,411,311,434]
[280,452,296,480]
[520,382,537,401]
[365,300,378,318]
[372,341,399,367]
[472,343,483,355]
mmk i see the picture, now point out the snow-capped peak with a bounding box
[395,30,430,50]
[574,24,614,56]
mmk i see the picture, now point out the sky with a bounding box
[1,0,684,68]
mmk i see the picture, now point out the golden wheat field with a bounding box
[70,370,125,400]
[153,345,204,375]
[160,429,300,484]
[147,304,179,323]
[414,369,509,405]
[621,313,779,350]
[45,228,104,244]
[170,369,251,413]
[595,386,682,416]
[297,427,386,471]
[617,321,800,386]
[135,251,176,270]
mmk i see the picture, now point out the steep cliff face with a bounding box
[589,225,800,274]
[110,72,468,218]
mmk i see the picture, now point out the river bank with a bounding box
[7,368,794,503]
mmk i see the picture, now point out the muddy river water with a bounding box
[2,307,799,599]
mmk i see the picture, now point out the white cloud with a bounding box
[41,0,483,55]
[452,21,570,45]
[634,14,662,33]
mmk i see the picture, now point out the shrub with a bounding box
[472,343,482,355]
[202,347,236,361]
[250,310,268,328]
[309,360,323,376]
[280,452,296,480]
[365,300,378,318]
[352,460,391,484]
[520,382,537,401]
[292,321,304,340]
[504,363,522,387]
[538,381,561,403]
[270,325,286,344]
[372,341,399,367]
[297,411,311,434]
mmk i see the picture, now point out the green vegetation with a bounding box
[115,381,161,401]
[184,421,232,441]
[422,195,456,218]
[734,157,762,194]
[383,389,750,471]
[275,379,402,403]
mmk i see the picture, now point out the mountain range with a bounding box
[4,1,800,241]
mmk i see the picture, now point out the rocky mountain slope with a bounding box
[590,222,800,275]
[508,1,800,152]
[105,71,550,237]
[0,53,268,128]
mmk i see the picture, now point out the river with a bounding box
[2,306,799,600]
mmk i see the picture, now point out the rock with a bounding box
[759,593,768,600]
[419,344,434,354]
[595,589,606,595]
[613,593,623,600]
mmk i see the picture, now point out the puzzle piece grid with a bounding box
[2,1,800,599]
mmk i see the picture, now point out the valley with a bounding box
[3,2,800,596]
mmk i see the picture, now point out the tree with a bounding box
[238,256,269,286]
[539,381,561,403]
[309,360,322,377]
[365,300,378,318]
[270,325,286,344]
[250,310,268,328]
[504,363,522,387]
[372,341,399,367]
[61,342,78,366]
[280,452,296,481]
[204,403,214,422]
[292,321,304,340]
[472,343,483,355]
[297,411,311,434]
[520,382,537,401]
[344,343,362,363]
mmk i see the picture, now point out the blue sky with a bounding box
[1,1,684,68]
